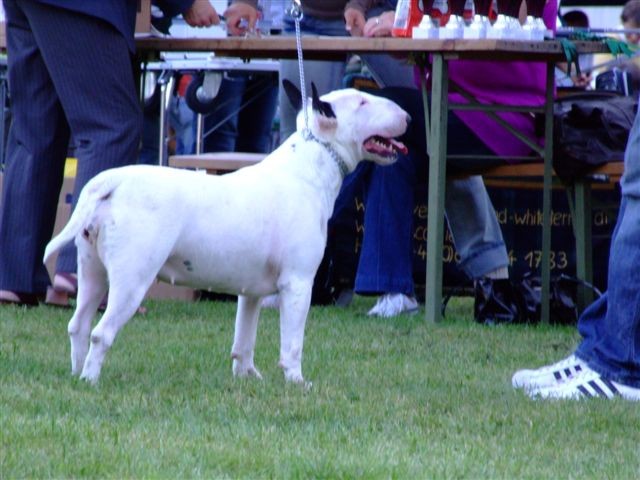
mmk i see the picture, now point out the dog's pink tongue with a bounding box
[390,138,408,155]
[364,137,408,156]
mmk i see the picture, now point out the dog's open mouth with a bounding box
[363,135,408,158]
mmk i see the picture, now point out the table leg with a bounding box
[157,71,175,166]
[540,63,555,324]
[425,54,449,323]
[573,179,595,311]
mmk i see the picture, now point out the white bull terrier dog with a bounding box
[44,80,409,385]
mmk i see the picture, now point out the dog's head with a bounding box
[283,80,409,167]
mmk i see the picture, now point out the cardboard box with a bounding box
[45,176,75,279]
[147,281,197,301]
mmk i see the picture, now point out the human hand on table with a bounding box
[223,3,260,36]
[363,11,395,37]
[344,8,366,37]
[183,0,220,27]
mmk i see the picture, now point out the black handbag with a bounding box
[474,274,603,325]
[473,278,523,325]
[552,92,637,182]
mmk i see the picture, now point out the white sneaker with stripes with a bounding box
[511,354,587,390]
[527,365,640,401]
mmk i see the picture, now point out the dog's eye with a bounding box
[360,99,368,106]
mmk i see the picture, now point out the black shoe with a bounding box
[474,278,522,325]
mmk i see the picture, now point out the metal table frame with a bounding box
[139,54,279,165]
[137,36,609,324]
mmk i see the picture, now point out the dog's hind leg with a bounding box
[79,270,157,385]
[68,244,108,376]
[277,278,313,384]
[231,295,263,379]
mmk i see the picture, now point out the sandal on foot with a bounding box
[45,287,72,309]
[0,290,40,307]
[52,272,78,296]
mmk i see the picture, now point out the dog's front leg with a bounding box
[231,295,263,379]
[278,279,313,385]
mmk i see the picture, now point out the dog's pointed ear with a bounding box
[310,83,337,136]
[282,79,302,111]
[311,83,336,119]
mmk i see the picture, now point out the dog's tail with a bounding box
[43,168,123,264]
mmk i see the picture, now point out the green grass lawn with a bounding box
[1,296,639,479]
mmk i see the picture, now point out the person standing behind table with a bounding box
[555,10,593,89]
[622,0,640,46]
[224,0,378,142]
[619,0,640,89]
[0,0,220,306]
[589,0,640,93]
[191,0,278,156]
[511,100,640,401]
[200,71,279,155]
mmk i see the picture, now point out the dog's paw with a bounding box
[70,350,88,376]
[70,355,83,376]
[79,370,100,386]
[282,369,305,385]
[79,357,102,385]
[232,359,263,380]
[278,358,306,385]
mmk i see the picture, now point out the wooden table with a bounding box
[137,35,610,324]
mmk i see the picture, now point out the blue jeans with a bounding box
[331,87,509,296]
[575,105,640,388]
[137,91,197,165]
[170,96,196,155]
[203,71,278,154]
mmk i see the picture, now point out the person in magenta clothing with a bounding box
[447,21,555,160]
[337,0,558,317]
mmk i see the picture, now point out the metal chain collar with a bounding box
[303,130,349,179]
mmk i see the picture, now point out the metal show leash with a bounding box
[287,0,309,132]
[286,0,349,179]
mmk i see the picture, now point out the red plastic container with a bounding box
[392,0,425,37]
